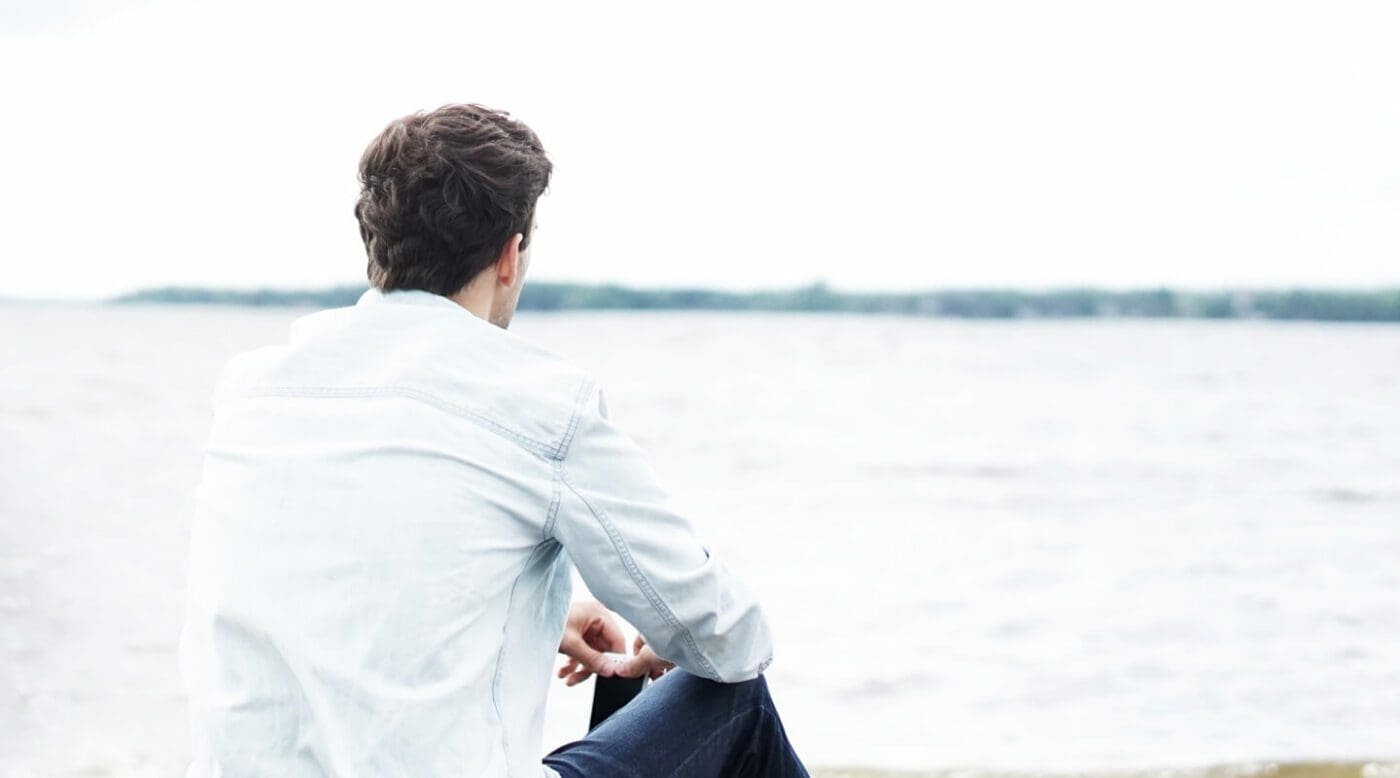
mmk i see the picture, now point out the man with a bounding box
[178,103,809,777]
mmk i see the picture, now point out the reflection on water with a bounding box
[1,305,1398,775]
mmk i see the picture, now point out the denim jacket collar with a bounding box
[358,286,469,313]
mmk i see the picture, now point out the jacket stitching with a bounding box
[552,377,596,460]
[543,461,564,541]
[232,385,561,459]
[556,471,722,681]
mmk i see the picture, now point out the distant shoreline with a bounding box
[108,283,1400,322]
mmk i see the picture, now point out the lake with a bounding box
[1,304,1398,775]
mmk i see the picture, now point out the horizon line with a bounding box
[6,279,1400,304]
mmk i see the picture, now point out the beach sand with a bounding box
[811,764,1398,778]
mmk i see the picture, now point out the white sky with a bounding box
[2,0,1398,299]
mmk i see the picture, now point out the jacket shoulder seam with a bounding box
[552,376,597,460]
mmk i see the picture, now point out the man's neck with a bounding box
[448,287,494,324]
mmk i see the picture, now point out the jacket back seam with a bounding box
[491,540,552,776]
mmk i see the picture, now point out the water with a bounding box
[2,304,1398,776]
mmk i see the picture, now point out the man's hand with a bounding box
[556,600,627,687]
[612,633,675,681]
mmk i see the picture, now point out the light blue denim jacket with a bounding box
[178,288,774,778]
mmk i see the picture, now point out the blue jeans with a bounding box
[542,670,810,777]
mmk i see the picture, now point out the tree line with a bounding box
[114,282,1400,322]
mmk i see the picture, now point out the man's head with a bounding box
[354,104,552,328]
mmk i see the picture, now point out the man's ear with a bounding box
[495,233,525,287]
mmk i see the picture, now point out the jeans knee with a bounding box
[665,669,775,714]
[730,671,774,710]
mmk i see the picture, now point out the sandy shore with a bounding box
[812,764,1399,778]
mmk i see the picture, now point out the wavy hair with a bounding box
[354,104,552,295]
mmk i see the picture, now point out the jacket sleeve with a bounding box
[548,379,774,683]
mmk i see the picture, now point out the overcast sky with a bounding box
[3,0,1398,299]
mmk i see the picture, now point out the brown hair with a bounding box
[354,104,552,295]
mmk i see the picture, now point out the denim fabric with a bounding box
[179,288,774,777]
[543,670,809,778]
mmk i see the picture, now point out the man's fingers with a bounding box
[582,626,625,655]
[611,654,655,679]
[574,646,618,678]
[561,633,618,674]
[612,645,674,680]
[599,619,627,653]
